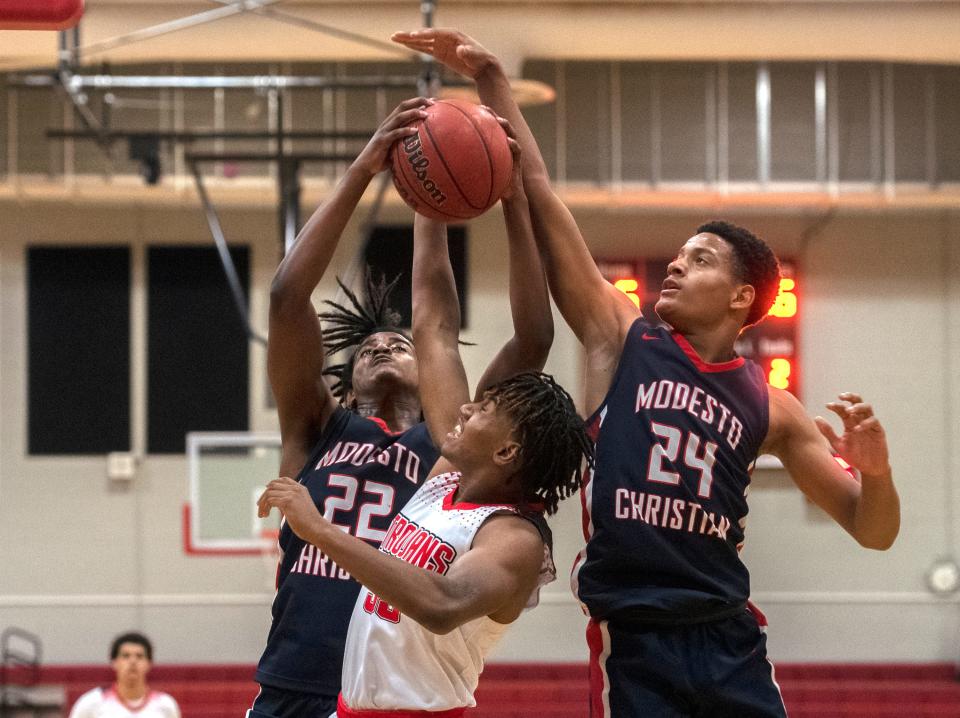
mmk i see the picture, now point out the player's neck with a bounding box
[674,325,739,364]
[454,466,520,507]
[114,681,148,704]
[355,395,421,433]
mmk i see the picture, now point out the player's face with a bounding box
[111,643,150,686]
[350,331,419,400]
[654,233,744,330]
[440,395,519,474]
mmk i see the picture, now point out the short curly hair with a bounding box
[697,220,781,328]
[484,372,594,516]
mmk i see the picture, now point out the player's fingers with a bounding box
[826,401,858,430]
[495,115,517,140]
[383,107,429,131]
[814,416,841,448]
[256,490,274,517]
[387,97,433,120]
[846,402,874,420]
[392,29,436,41]
[391,35,435,52]
[382,127,420,146]
[838,392,864,405]
[854,416,883,433]
[506,137,521,159]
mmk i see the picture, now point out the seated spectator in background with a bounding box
[68,632,180,718]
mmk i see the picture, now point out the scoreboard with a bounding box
[598,258,800,396]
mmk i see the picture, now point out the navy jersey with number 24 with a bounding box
[255,407,438,696]
[572,318,769,622]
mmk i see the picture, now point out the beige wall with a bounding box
[1,186,957,664]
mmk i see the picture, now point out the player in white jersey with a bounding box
[68,633,180,718]
[258,209,594,716]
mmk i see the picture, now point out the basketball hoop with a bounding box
[0,0,84,30]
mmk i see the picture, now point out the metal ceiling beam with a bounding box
[76,0,288,58]
[47,129,376,141]
[16,73,435,90]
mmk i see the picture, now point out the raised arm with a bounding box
[474,128,553,396]
[411,213,471,449]
[269,97,431,475]
[763,389,900,550]
[258,478,544,634]
[393,30,638,410]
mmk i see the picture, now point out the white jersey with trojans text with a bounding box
[340,471,555,712]
[68,687,180,718]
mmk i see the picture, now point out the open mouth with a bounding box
[447,422,462,440]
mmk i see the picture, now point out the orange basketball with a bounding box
[390,99,513,221]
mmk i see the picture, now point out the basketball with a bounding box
[390,99,513,221]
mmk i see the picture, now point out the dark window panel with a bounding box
[769,63,817,181]
[935,66,960,182]
[619,62,653,183]
[521,60,558,181]
[659,63,709,182]
[363,225,467,328]
[837,63,879,182]
[726,63,759,181]
[562,62,610,183]
[28,247,130,454]
[892,65,928,182]
[147,246,250,454]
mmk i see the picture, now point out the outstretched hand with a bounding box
[392,29,500,80]
[257,476,323,542]
[353,96,433,177]
[814,393,891,478]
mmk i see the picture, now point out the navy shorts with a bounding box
[587,608,787,717]
[247,684,338,718]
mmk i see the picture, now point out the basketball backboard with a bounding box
[184,431,282,556]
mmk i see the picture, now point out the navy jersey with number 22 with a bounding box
[255,407,438,695]
[572,318,769,622]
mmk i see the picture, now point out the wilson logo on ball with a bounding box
[390,99,513,221]
[401,132,447,206]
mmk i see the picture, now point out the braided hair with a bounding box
[319,271,410,400]
[484,372,594,516]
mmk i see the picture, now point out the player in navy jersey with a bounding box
[393,29,901,718]
[250,98,554,718]
[256,209,593,717]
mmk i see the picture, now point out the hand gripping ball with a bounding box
[390,99,513,221]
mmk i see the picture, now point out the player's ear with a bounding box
[344,388,357,410]
[731,283,755,313]
[493,440,521,467]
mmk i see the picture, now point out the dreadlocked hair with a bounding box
[318,271,409,399]
[485,372,595,516]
